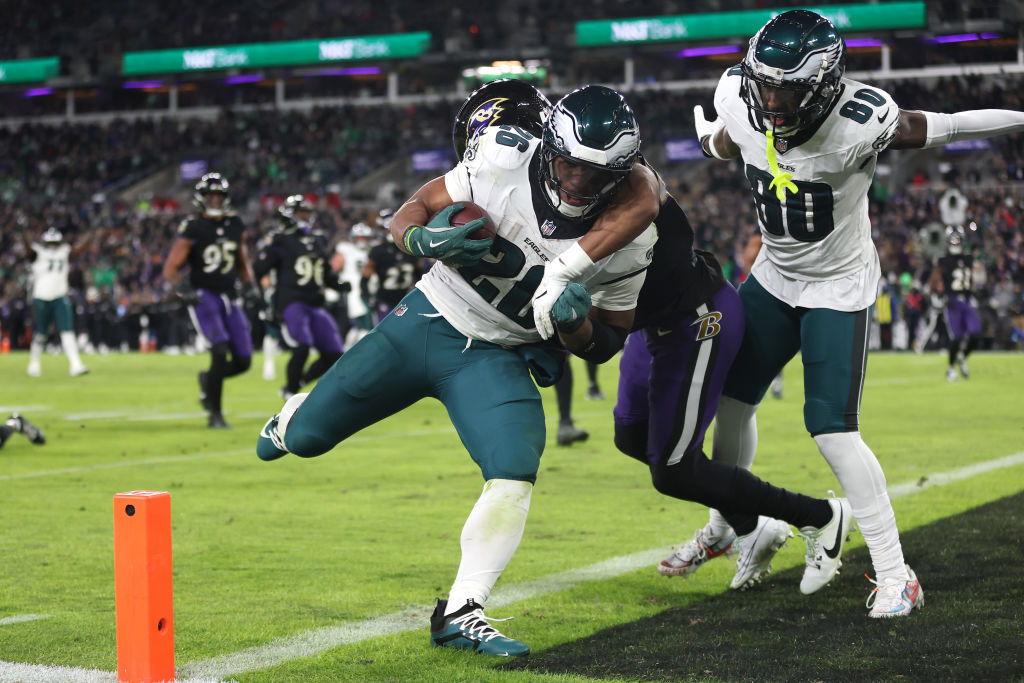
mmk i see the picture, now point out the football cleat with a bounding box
[198,371,212,411]
[207,412,231,430]
[770,374,784,399]
[946,366,958,382]
[730,517,793,590]
[556,423,589,446]
[27,363,41,377]
[70,365,90,377]
[9,414,46,445]
[430,599,530,657]
[586,385,606,400]
[957,352,969,379]
[279,386,296,401]
[866,565,924,618]
[799,496,855,594]
[256,415,288,461]
[659,523,736,578]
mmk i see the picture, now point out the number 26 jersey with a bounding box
[417,126,655,347]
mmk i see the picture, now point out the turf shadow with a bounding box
[506,492,1024,682]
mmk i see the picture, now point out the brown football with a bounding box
[435,201,496,240]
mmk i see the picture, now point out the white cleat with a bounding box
[658,523,736,578]
[799,496,855,594]
[730,517,792,590]
[27,363,42,377]
[866,564,924,618]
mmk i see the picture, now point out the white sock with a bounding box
[60,331,85,371]
[814,431,909,583]
[262,335,277,380]
[705,396,760,536]
[445,479,532,616]
[29,338,43,367]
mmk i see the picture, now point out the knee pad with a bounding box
[614,421,648,464]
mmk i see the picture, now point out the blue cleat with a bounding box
[256,415,288,461]
[430,599,530,657]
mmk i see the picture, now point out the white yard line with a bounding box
[2,450,1022,683]
[0,614,49,626]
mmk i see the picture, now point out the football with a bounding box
[437,201,495,241]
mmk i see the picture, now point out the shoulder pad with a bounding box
[464,126,538,172]
[177,218,192,235]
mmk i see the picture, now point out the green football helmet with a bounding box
[740,9,846,136]
[540,85,640,220]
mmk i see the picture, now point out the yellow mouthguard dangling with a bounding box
[765,130,797,201]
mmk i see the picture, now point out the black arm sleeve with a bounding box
[572,319,629,364]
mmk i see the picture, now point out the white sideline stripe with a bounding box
[0,405,52,413]
[0,614,49,626]
[178,547,670,680]
[887,451,1024,498]
[4,452,1021,682]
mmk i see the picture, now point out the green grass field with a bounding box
[1,349,1022,682]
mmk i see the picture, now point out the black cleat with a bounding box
[207,412,231,429]
[9,414,45,445]
[556,423,589,446]
[198,371,212,411]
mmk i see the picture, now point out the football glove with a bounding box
[402,203,493,266]
[532,243,595,339]
[550,282,591,334]
[694,105,726,159]
[172,280,201,306]
[242,283,263,309]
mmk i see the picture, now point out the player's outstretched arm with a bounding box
[695,105,741,161]
[890,108,1024,150]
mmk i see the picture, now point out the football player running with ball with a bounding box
[687,9,1024,617]
[256,85,659,655]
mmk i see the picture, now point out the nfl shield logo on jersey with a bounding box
[394,304,408,317]
[540,220,556,237]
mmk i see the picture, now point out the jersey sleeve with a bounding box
[252,238,281,280]
[587,226,656,311]
[444,127,537,203]
[845,82,901,160]
[177,218,199,241]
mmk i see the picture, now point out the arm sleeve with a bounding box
[923,109,1024,148]
[251,243,280,280]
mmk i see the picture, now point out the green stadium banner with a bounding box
[123,32,431,75]
[576,2,926,46]
[0,57,60,84]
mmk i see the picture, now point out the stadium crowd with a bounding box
[2,76,1023,355]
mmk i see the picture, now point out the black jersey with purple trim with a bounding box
[368,243,422,308]
[253,229,333,310]
[179,215,247,294]
[938,254,974,296]
[633,191,727,331]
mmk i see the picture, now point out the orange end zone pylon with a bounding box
[114,491,175,683]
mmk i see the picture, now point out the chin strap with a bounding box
[765,130,797,201]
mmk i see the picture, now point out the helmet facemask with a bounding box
[739,11,846,138]
[194,173,232,218]
[539,85,640,221]
[278,194,315,233]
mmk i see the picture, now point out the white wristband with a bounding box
[548,242,596,280]
[924,109,1024,149]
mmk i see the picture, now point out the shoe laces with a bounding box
[450,608,513,643]
[675,524,719,563]
[864,573,906,609]
[799,491,837,564]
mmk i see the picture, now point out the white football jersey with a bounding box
[334,241,369,317]
[418,126,655,346]
[30,243,72,300]
[716,69,897,310]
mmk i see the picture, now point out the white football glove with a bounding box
[694,105,726,159]
[532,243,595,340]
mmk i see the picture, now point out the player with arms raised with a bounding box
[256,85,659,656]
[163,172,259,429]
[688,9,1024,617]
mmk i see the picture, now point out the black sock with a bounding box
[948,342,958,366]
[223,354,251,378]
[586,361,599,389]
[207,344,231,413]
[287,346,311,392]
[651,451,833,534]
[554,357,573,425]
[301,351,341,385]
